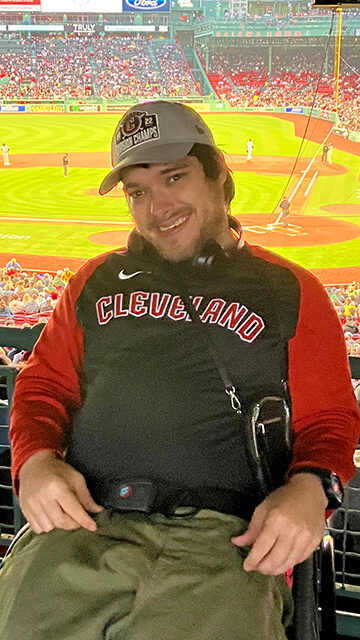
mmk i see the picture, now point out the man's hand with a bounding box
[18,450,103,534]
[232,473,328,575]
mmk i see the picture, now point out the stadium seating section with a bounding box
[0,31,359,132]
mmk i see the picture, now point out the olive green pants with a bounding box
[0,509,293,640]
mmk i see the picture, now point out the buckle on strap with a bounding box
[158,487,201,519]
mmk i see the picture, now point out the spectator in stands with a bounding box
[53,270,65,289]
[39,296,54,313]
[0,346,11,366]
[3,319,15,328]
[12,350,26,366]
[8,294,24,314]
[41,273,52,287]
[23,293,40,314]
[344,318,359,335]
[20,293,29,310]
[61,267,74,284]
[6,258,21,276]
[34,279,45,293]
[28,273,39,288]
[15,283,26,300]
[344,297,357,316]
[1,283,14,296]
[0,301,13,319]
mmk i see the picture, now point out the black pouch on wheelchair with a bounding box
[244,395,293,499]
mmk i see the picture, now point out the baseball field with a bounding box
[0,111,359,284]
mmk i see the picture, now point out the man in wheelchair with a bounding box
[1,101,359,640]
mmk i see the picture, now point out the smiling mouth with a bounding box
[159,215,189,233]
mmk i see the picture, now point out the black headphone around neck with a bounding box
[192,216,243,268]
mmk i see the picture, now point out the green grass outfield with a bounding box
[0,113,359,270]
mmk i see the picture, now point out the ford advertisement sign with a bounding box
[123,0,169,11]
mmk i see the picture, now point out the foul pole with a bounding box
[334,8,343,112]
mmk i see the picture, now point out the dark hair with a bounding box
[188,143,235,205]
[121,143,235,205]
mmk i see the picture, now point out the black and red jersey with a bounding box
[10,234,360,495]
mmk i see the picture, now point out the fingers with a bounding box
[234,513,323,575]
[23,506,56,535]
[58,488,99,532]
[18,455,103,534]
[243,526,321,575]
[231,480,326,575]
[243,521,280,573]
[72,472,104,515]
[21,486,98,533]
[24,501,84,534]
[232,506,265,548]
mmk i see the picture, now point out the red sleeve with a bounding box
[10,252,112,492]
[249,245,360,487]
[287,269,360,486]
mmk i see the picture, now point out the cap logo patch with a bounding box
[115,111,159,154]
[195,125,205,135]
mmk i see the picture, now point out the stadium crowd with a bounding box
[203,48,360,134]
[0,260,73,325]
[326,284,360,359]
[0,33,359,132]
[222,9,360,27]
[0,35,198,101]
[0,35,358,123]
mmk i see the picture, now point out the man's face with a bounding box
[122,155,229,262]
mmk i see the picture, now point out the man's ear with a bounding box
[218,160,230,188]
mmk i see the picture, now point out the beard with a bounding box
[137,200,229,264]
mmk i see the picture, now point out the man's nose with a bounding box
[149,190,173,218]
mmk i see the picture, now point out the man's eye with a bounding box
[130,190,144,200]
[169,173,183,183]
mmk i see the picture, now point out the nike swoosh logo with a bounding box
[118,269,151,280]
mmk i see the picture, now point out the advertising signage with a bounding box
[0,0,40,10]
[69,104,101,112]
[123,0,170,11]
[106,104,135,112]
[0,105,26,112]
[30,104,64,112]
[8,24,64,31]
[105,24,156,30]
[71,24,102,35]
[41,0,123,12]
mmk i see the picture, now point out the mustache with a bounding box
[148,208,192,229]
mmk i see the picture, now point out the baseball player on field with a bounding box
[246,139,254,160]
[1,143,10,166]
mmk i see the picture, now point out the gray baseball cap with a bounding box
[99,100,216,195]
